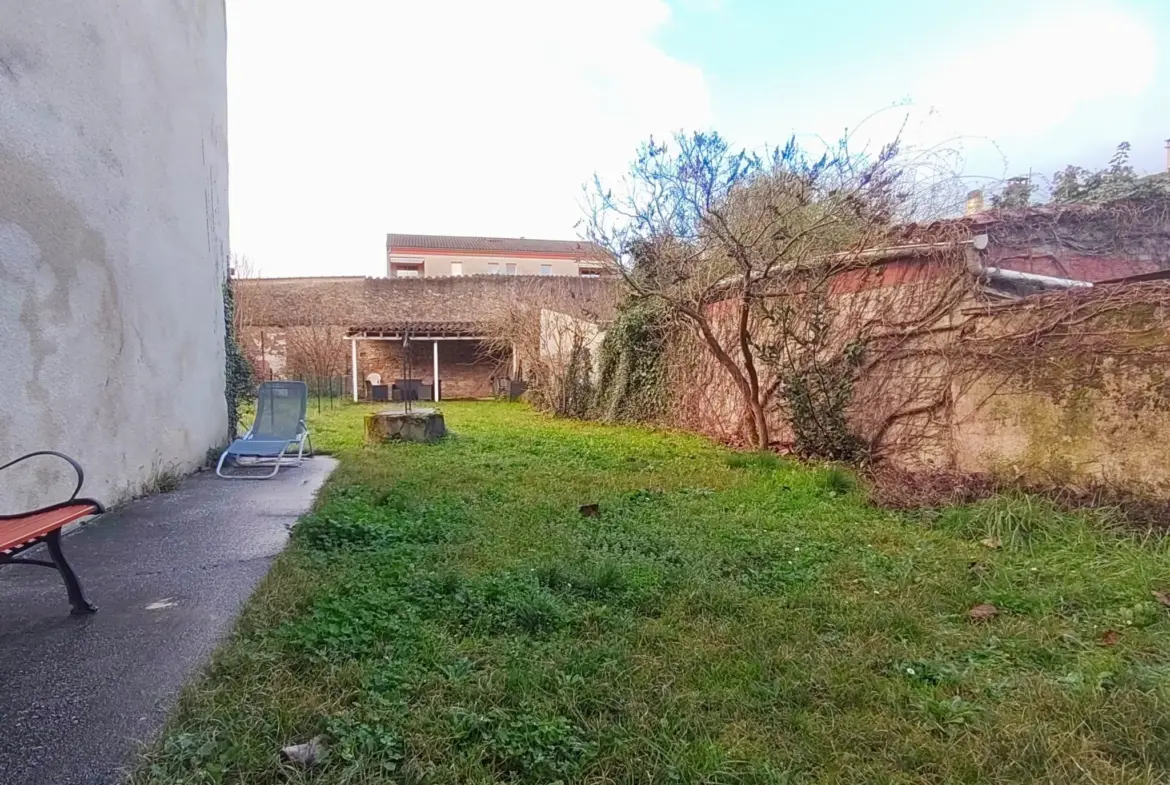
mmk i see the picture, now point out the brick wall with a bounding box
[239,328,509,399]
[358,338,506,399]
[235,275,618,400]
[235,274,618,327]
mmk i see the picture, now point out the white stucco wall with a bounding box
[539,309,606,381]
[388,252,609,278]
[0,1,229,510]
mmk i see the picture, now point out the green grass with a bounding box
[134,401,1170,784]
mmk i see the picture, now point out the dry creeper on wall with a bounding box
[592,296,672,423]
[223,273,254,439]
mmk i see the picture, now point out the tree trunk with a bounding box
[737,292,768,450]
[747,394,769,450]
[687,311,770,450]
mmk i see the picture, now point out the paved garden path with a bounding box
[0,458,336,785]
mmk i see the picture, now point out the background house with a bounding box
[1,2,230,510]
[387,234,613,278]
[234,275,618,401]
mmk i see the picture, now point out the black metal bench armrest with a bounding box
[0,451,85,517]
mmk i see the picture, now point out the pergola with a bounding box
[344,320,489,402]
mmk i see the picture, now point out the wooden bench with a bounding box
[0,451,102,615]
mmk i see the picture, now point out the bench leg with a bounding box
[44,528,97,615]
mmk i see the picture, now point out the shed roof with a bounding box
[345,320,484,338]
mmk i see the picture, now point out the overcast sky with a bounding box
[227,0,1169,278]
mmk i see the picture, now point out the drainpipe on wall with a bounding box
[964,234,1093,289]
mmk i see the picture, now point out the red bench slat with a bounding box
[0,503,100,552]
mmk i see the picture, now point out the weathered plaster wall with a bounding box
[953,353,1170,496]
[669,278,1170,497]
[539,309,607,381]
[0,2,229,509]
[666,267,967,453]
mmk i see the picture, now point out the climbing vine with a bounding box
[776,340,868,462]
[592,297,672,422]
[557,338,595,419]
[223,276,254,439]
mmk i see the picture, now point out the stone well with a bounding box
[364,408,447,444]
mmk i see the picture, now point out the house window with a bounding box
[505,263,517,275]
[390,262,424,278]
[389,257,425,278]
[488,262,500,274]
[579,267,602,278]
[451,261,463,276]
[540,264,552,276]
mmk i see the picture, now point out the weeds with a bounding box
[117,461,186,504]
[726,450,789,472]
[132,401,1170,785]
[821,465,856,495]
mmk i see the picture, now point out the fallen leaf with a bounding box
[980,536,1002,550]
[578,503,600,518]
[1099,629,1121,647]
[968,603,998,622]
[1153,591,1170,608]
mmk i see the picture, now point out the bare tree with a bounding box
[284,307,348,406]
[585,132,927,450]
[229,255,280,382]
[229,253,261,334]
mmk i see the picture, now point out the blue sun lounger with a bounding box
[216,381,313,479]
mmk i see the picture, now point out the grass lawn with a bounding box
[135,401,1170,784]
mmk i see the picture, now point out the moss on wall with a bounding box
[963,360,1170,497]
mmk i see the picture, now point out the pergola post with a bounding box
[433,340,440,402]
[351,337,359,402]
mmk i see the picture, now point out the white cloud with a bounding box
[790,3,1162,192]
[227,0,710,277]
[911,5,1157,144]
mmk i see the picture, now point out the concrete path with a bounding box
[0,458,336,785]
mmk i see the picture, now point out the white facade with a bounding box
[0,1,230,509]
[389,252,608,278]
